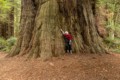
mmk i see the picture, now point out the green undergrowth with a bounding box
[0,37,17,52]
[104,37,120,53]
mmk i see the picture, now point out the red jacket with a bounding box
[63,34,72,40]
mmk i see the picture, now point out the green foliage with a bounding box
[104,37,120,53]
[6,37,17,50]
[0,37,7,50]
[0,37,16,52]
[0,0,13,22]
[98,0,120,53]
[0,0,21,38]
[0,0,12,11]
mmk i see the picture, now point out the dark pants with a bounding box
[65,40,72,53]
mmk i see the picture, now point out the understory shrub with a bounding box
[0,37,17,52]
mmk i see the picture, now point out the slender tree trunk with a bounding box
[8,7,14,38]
[9,0,106,59]
[14,0,21,37]
[0,22,12,39]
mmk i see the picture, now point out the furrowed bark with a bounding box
[9,0,106,59]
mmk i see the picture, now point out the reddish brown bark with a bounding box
[9,0,106,59]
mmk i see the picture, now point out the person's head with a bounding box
[65,31,69,34]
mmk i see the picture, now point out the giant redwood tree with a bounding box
[9,0,106,59]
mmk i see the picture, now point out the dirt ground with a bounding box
[0,52,120,80]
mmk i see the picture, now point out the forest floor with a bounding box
[0,52,120,80]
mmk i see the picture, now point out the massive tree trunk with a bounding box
[9,0,106,59]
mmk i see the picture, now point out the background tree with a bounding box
[9,0,106,59]
[0,0,14,39]
[14,0,21,37]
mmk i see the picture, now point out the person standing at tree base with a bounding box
[60,29,73,54]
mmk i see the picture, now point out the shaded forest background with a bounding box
[0,0,120,53]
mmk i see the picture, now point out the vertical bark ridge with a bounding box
[9,0,106,59]
[9,0,36,56]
